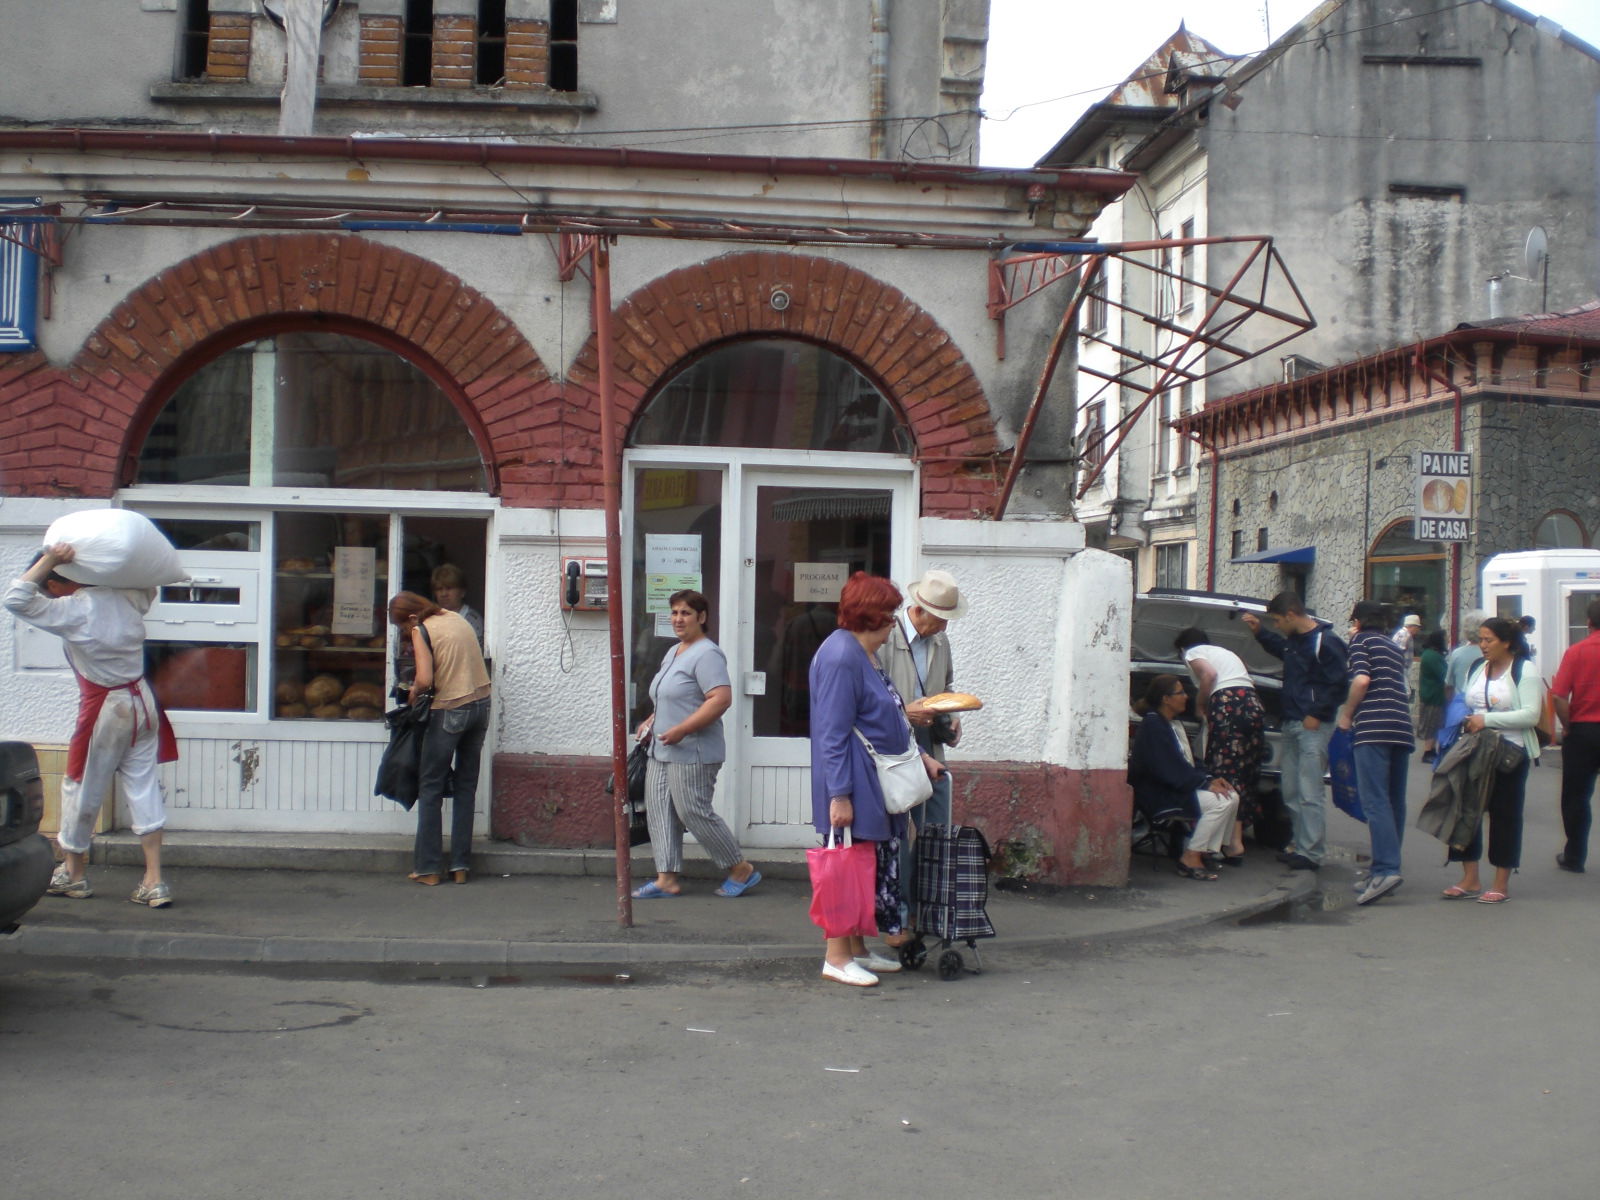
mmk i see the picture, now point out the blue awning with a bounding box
[1229,545,1315,565]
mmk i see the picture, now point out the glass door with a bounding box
[736,468,910,847]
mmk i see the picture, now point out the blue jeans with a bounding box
[899,768,952,923]
[1278,721,1333,863]
[414,696,490,875]
[1352,740,1410,876]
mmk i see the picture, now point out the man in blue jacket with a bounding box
[1241,591,1349,869]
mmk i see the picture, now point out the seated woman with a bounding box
[1129,674,1240,880]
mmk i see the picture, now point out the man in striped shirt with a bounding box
[1339,600,1416,905]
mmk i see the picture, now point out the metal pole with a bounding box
[592,239,634,928]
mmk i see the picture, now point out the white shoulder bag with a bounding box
[852,724,933,814]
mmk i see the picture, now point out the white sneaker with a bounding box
[855,952,902,974]
[1357,874,1402,906]
[822,959,879,987]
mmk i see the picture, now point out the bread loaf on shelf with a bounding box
[340,682,385,709]
[303,674,344,707]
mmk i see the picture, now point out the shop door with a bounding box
[735,468,911,847]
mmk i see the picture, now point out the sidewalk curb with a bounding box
[0,874,1319,971]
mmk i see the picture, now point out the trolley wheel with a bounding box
[898,937,928,972]
[937,949,964,981]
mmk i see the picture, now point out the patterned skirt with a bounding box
[1205,686,1267,826]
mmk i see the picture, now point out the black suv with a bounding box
[1129,589,1289,849]
[1,742,54,933]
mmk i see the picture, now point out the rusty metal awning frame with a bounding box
[987,235,1316,516]
[2,195,1022,253]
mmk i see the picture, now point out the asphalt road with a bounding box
[4,761,1598,1200]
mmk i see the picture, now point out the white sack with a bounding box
[44,509,185,589]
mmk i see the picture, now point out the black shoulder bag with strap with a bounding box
[375,623,435,809]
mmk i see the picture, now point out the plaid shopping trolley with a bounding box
[902,823,995,980]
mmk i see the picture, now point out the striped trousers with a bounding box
[644,758,744,874]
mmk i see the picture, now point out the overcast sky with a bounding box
[980,0,1600,167]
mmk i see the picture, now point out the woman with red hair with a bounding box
[809,572,945,986]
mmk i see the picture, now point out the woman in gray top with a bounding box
[632,590,762,899]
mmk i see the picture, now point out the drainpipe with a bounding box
[1415,345,1465,645]
[278,0,323,137]
[1205,438,1220,591]
[593,240,633,928]
[869,0,890,159]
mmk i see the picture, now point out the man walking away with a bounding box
[1339,601,1414,904]
[879,569,967,913]
[1241,592,1348,870]
[1551,599,1600,873]
[3,544,177,906]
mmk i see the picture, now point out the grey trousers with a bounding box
[644,758,744,874]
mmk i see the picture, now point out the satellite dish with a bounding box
[1525,226,1548,280]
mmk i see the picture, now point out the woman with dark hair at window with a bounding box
[388,590,491,886]
[808,572,944,986]
[1442,617,1545,905]
[1173,625,1264,865]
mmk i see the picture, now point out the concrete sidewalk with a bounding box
[0,831,1325,969]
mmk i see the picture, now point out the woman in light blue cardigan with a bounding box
[1443,617,1545,904]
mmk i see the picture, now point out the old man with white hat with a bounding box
[878,568,968,917]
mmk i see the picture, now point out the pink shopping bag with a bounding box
[807,828,878,939]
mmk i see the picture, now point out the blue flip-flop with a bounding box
[632,881,679,899]
[714,870,762,898]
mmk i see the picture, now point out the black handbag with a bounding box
[605,737,651,845]
[375,693,433,810]
[1493,736,1528,775]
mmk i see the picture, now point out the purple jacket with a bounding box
[808,628,910,841]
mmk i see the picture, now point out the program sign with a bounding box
[1415,451,1472,542]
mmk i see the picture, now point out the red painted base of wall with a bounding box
[492,754,1132,887]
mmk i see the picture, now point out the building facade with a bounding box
[0,1,1145,883]
[1182,304,1600,642]
[1038,0,1600,588]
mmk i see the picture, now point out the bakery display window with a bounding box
[144,516,265,714]
[272,513,389,722]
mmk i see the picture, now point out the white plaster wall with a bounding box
[490,507,612,756]
[917,518,1128,771]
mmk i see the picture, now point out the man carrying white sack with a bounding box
[4,543,178,907]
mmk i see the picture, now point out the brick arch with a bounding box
[37,234,555,497]
[567,251,1002,517]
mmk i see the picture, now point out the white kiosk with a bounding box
[1481,550,1600,672]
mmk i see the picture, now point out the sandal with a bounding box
[1440,885,1481,899]
[631,881,679,899]
[1176,863,1219,881]
[1475,890,1511,905]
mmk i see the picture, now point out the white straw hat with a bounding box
[903,569,968,620]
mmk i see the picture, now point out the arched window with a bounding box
[1533,510,1588,550]
[1366,521,1446,633]
[630,339,910,454]
[137,331,485,492]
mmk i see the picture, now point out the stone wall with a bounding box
[1199,393,1600,628]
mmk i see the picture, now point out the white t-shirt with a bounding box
[1465,662,1523,746]
[1182,644,1253,693]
